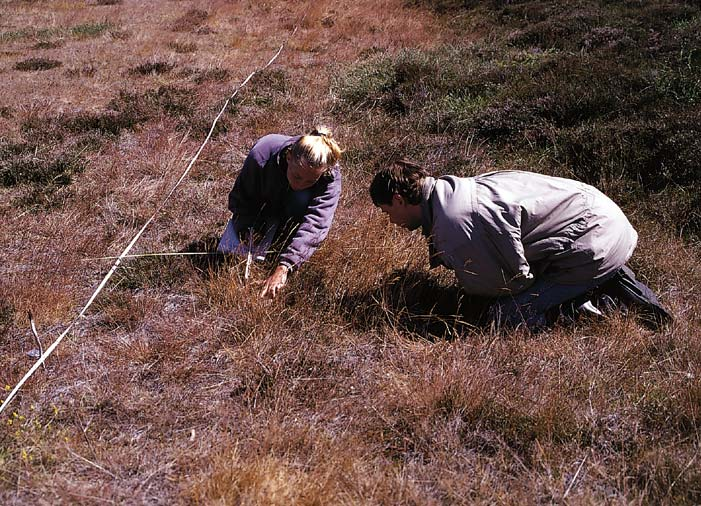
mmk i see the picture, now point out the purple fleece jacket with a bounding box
[227,134,342,270]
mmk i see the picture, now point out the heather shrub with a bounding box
[14,58,62,71]
[405,0,504,13]
[131,61,175,76]
[108,86,195,122]
[555,114,701,191]
[505,7,603,51]
[70,21,112,38]
[60,111,139,136]
[168,41,197,53]
[238,68,291,108]
[0,141,85,187]
[171,9,208,32]
[192,67,229,84]
[32,40,63,49]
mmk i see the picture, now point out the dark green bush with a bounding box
[60,111,139,136]
[555,114,701,191]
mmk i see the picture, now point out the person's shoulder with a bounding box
[433,174,470,197]
[249,134,296,165]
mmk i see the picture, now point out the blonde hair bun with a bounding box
[310,126,332,138]
[291,125,342,169]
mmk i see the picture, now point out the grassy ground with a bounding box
[1,0,700,503]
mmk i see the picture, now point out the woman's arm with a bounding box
[278,168,342,270]
[227,152,266,233]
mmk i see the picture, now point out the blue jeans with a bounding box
[217,189,313,258]
[487,272,616,329]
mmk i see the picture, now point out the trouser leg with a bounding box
[216,217,278,261]
[594,265,672,328]
[488,276,609,330]
[217,217,241,253]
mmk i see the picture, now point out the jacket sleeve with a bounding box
[480,205,535,293]
[278,170,342,270]
[227,153,265,233]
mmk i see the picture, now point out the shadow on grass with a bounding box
[182,236,225,276]
[340,268,491,340]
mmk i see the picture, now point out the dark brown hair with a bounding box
[369,159,428,206]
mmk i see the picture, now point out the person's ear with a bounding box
[392,194,405,206]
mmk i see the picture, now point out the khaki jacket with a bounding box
[420,171,637,296]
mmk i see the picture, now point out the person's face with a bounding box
[286,153,325,191]
[378,194,421,230]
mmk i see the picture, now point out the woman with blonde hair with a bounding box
[218,126,342,298]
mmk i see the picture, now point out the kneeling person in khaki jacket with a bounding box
[370,160,671,329]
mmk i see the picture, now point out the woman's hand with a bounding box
[260,265,289,299]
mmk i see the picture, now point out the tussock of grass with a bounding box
[69,21,112,39]
[0,141,85,188]
[131,61,175,76]
[168,40,196,53]
[14,58,62,71]
[170,9,208,33]
[0,22,113,44]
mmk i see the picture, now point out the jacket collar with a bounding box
[420,176,436,238]
[275,136,302,173]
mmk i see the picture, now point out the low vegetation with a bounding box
[1,0,699,504]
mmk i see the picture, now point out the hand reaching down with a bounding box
[260,265,289,299]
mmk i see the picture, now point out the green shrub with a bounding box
[654,48,701,104]
[555,114,701,191]
[70,21,112,39]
